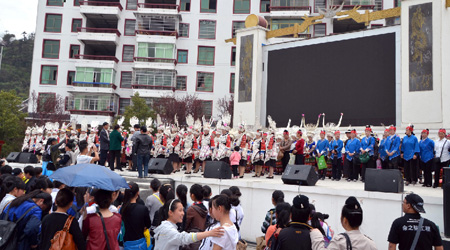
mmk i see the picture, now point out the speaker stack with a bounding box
[281,165,318,186]
[364,169,404,193]
[18,153,39,164]
[6,152,21,162]
[148,158,173,175]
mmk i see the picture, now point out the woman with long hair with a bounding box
[0,189,52,250]
[310,196,377,250]
[176,184,189,230]
[207,195,240,250]
[154,199,224,250]
[121,182,152,250]
[152,184,176,228]
[265,202,291,246]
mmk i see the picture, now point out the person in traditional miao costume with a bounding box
[181,125,198,174]
[235,122,248,178]
[87,121,99,151]
[153,125,167,158]
[190,118,202,173]
[22,127,32,152]
[197,119,214,173]
[125,129,134,170]
[29,127,37,154]
[264,131,279,179]
[57,123,68,153]
[216,113,233,163]
[251,131,265,177]
[34,126,45,161]
[168,125,182,173]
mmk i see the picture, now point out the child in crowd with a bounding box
[230,146,241,179]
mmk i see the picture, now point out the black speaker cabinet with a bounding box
[18,152,39,164]
[148,158,173,175]
[204,161,232,179]
[282,165,318,186]
[6,152,21,162]
[443,167,450,237]
[364,169,404,193]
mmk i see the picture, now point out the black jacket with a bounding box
[99,128,110,150]
[133,133,152,155]
[277,222,312,250]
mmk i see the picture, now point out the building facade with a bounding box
[29,0,398,123]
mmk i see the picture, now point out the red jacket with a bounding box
[295,138,305,155]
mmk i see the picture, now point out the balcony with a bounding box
[79,1,122,18]
[75,55,119,63]
[135,14,179,40]
[330,0,375,10]
[77,27,121,45]
[67,94,118,116]
[269,0,311,16]
[69,82,117,94]
[137,3,179,15]
[131,69,176,96]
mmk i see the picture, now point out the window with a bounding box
[374,0,383,11]
[201,0,217,12]
[69,94,117,112]
[127,0,137,10]
[198,47,215,66]
[314,24,326,37]
[177,50,188,64]
[394,0,401,7]
[121,71,132,88]
[202,101,213,119]
[45,14,62,32]
[40,66,58,85]
[134,69,175,89]
[199,20,216,39]
[176,76,187,91]
[124,19,136,36]
[43,40,60,59]
[314,0,326,13]
[261,0,270,12]
[69,45,80,59]
[119,98,131,115]
[179,23,189,37]
[67,71,75,85]
[232,21,245,38]
[137,16,176,33]
[123,45,134,62]
[196,72,214,92]
[181,0,191,11]
[137,43,174,59]
[271,19,304,30]
[38,93,56,112]
[72,19,82,32]
[74,0,80,6]
[230,73,235,93]
[231,47,236,66]
[234,0,250,13]
[75,67,115,85]
[47,0,63,6]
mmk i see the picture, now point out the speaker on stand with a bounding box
[281,165,318,186]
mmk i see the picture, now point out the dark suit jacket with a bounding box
[100,128,110,150]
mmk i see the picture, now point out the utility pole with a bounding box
[0,43,4,71]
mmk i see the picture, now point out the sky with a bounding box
[0,0,38,38]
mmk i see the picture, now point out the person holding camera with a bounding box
[77,141,99,164]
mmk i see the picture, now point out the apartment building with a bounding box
[29,0,399,123]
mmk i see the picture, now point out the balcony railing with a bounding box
[330,0,375,9]
[270,0,311,10]
[79,1,123,10]
[72,82,117,89]
[135,29,178,37]
[134,57,177,64]
[137,3,180,11]
[132,84,174,90]
[77,27,121,36]
[75,54,119,63]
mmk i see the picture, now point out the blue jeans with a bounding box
[137,154,150,178]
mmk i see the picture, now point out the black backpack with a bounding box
[0,205,36,250]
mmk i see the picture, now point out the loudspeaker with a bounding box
[364,169,404,193]
[282,165,318,186]
[6,152,21,162]
[148,158,173,175]
[204,161,232,179]
[443,167,450,237]
[18,152,39,164]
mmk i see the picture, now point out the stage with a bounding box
[9,162,445,249]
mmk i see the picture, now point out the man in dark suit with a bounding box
[99,122,110,166]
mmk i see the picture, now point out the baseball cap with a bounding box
[405,193,425,213]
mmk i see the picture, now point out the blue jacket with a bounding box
[306,141,316,157]
[345,138,361,161]
[419,138,435,163]
[316,139,329,156]
[329,139,343,159]
[0,200,42,250]
[379,138,388,160]
[401,135,420,161]
[385,134,401,160]
[360,136,376,156]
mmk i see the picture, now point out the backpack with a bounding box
[49,215,76,250]
[0,205,36,250]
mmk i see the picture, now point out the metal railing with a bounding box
[75,54,119,63]
[137,3,179,11]
[135,29,178,37]
[77,27,121,36]
[72,82,117,89]
[270,0,311,10]
[134,57,177,64]
[330,0,375,9]
[79,1,123,10]
[132,84,174,90]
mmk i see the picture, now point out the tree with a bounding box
[28,90,70,126]
[122,92,155,128]
[153,94,204,125]
[0,90,26,156]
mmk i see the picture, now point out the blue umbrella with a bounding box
[50,164,129,191]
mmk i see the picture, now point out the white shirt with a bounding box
[86,204,118,214]
[211,224,239,250]
[230,205,244,227]
[77,154,93,164]
[51,188,59,204]
[0,194,16,213]
[435,138,450,162]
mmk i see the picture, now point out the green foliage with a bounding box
[121,92,155,129]
[0,32,34,100]
[0,90,27,156]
